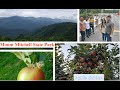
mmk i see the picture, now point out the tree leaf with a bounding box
[36,61,44,68]
[23,52,33,56]
[12,52,25,60]
[11,52,32,66]
[24,58,31,64]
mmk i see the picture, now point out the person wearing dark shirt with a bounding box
[105,15,114,41]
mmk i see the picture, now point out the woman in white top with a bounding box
[100,18,106,41]
[84,17,90,38]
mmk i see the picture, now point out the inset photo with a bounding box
[55,43,120,81]
[79,9,120,42]
[0,9,77,41]
[0,51,53,80]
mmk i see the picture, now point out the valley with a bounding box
[0,16,77,41]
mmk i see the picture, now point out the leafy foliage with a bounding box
[56,44,119,80]
[80,9,119,14]
[41,52,53,80]
[0,52,53,80]
[80,9,119,19]
[55,44,67,80]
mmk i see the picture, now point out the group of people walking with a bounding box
[80,15,114,41]
[80,16,94,41]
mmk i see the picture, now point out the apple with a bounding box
[94,64,97,67]
[87,67,91,73]
[17,67,45,80]
[81,62,87,67]
[92,57,97,63]
[87,61,92,66]
[90,51,96,57]
[79,57,85,62]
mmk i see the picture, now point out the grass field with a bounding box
[0,52,53,80]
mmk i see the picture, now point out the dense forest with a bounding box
[0,22,77,41]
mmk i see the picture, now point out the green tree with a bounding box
[67,43,119,80]
[55,44,67,80]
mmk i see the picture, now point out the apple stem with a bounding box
[27,63,36,68]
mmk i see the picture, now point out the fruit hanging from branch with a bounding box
[92,57,98,63]
[56,43,119,80]
[12,52,45,81]
[17,67,44,80]
[86,67,92,73]
[90,51,97,57]
[81,62,87,67]
[87,60,92,67]
[79,57,85,63]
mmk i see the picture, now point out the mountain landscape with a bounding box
[0,16,77,41]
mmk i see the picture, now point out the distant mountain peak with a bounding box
[0,16,76,39]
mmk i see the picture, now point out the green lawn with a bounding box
[0,52,53,80]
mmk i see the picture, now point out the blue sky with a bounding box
[0,9,77,20]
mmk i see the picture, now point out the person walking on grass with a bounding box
[100,18,106,41]
[84,17,90,38]
[89,16,95,34]
[105,15,114,41]
[80,17,86,41]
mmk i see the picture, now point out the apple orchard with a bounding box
[55,43,119,80]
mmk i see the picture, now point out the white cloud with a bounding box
[0,9,77,20]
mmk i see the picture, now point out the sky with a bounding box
[0,9,77,20]
[61,43,120,60]
[60,44,77,60]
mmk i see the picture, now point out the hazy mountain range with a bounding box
[0,16,77,41]
[0,16,75,29]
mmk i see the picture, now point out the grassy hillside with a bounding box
[0,52,53,80]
